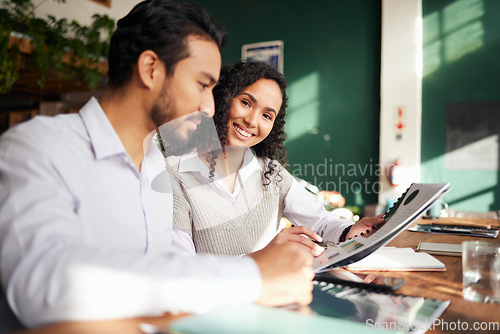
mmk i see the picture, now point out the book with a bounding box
[313,183,451,273]
[345,247,445,271]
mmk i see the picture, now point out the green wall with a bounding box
[190,0,382,210]
[422,0,500,212]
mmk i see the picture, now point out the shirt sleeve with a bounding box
[283,178,353,243]
[0,125,261,328]
[171,228,196,255]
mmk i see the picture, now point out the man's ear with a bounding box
[136,50,163,89]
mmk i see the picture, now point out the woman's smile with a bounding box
[226,78,282,148]
[233,123,255,140]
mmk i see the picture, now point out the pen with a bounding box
[312,239,329,247]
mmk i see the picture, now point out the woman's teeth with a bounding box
[235,125,252,138]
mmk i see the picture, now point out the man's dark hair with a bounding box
[107,0,228,88]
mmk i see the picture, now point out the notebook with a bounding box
[313,183,451,273]
[345,247,445,271]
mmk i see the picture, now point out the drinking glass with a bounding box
[462,241,500,303]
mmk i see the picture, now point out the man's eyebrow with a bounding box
[201,71,217,85]
[241,93,277,114]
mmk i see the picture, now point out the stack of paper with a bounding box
[346,247,445,271]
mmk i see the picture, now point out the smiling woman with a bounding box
[226,78,282,148]
[165,60,385,257]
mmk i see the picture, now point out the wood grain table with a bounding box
[14,217,500,334]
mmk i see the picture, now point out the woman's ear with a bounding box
[136,50,163,89]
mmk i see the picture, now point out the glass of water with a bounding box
[462,241,500,303]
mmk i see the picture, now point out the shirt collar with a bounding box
[79,97,127,160]
[177,149,212,179]
[240,148,262,181]
[143,131,168,183]
[177,148,262,180]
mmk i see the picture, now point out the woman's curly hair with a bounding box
[209,61,288,185]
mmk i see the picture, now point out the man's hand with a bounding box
[267,226,324,256]
[346,213,385,240]
[247,242,314,307]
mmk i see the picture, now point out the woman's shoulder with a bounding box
[257,156,293,186]
[256,156,288,172]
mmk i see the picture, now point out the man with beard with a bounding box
[0,0,313,329]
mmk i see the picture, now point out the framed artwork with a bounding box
[241,40,284,73]
[89,0,111,7]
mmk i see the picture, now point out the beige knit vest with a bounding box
[167,155,293,255]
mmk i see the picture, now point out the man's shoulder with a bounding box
[0,113,87,156]
[5,113,83,136]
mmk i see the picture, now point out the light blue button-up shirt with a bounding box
[0,98,260,327]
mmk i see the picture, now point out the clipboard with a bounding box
[313,183,451,273]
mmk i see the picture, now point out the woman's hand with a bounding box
[346,214,385,240]
[267,226,325,256]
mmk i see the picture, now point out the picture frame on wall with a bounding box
[241,40,284,73]
[89,0,111,7]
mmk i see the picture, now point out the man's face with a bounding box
[153,36,221,146]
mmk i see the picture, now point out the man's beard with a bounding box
[150,90,175,129]
[151,90,195,153]
[150,88,222,157]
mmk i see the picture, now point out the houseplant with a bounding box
[0,0,115,94]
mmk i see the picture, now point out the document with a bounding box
[313,183,451,273]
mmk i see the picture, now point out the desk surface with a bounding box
[15,217,500,334]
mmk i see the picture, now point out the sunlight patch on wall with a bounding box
[423,11,440,43]
[285,72,320,141]
[444,20,484,62]
[422,0,484,77]
[422,12,441,77]
[443,0,484,33]
[423,40,442,77]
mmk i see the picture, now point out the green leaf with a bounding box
[1,0,115,92]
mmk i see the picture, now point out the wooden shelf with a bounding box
[1,35,109,133]
[3,35,108,102]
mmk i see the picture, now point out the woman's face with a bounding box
[226,78,282,148]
